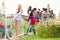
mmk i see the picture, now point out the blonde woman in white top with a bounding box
[14,4,23,37]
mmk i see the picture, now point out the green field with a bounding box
[0,16,60,40]
[7,18,60,40]
[19,35,60,40]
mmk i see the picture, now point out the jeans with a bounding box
[26,20,36,34]
[26,20,30,34]
[30,24,36,35]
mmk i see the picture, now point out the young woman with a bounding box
[26,6,32,34]
[13,4,23,36]
[30,10,36,35]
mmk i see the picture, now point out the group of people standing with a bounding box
[13,4,54,37]
[26,6,54,35]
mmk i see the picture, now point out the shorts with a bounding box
[30,18,36,25]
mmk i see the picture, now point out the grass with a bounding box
[6,18,60,40]
[19,35,60,40]
[0,16,60,40]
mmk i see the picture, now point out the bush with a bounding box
[36,21,48,38]
[47,19,60,38]
[36,19,60,38]
[48,21,60,38]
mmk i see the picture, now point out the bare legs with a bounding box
[14,20,20,35]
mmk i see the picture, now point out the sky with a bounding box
[0,0,60,17]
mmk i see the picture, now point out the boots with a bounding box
[33,29,36,35]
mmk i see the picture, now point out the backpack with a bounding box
[0,22,5,28]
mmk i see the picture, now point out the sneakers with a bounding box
[15,34,20,38]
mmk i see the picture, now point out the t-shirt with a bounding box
[13,10,23,20]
